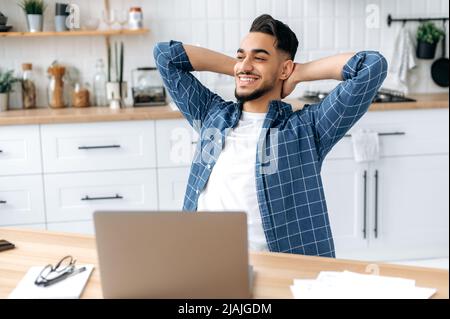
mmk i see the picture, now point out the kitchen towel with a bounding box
[351,129,380,163]
[384,25,417,93]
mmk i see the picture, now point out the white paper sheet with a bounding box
[9,265,94,299]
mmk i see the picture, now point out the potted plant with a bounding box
[18,0,46,32]
[0,69,20,112]
[416,21,445,59]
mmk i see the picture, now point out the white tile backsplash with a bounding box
[1,0,448,109]
[240,0,256,20]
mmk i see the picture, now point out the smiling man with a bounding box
[154,14,388,257]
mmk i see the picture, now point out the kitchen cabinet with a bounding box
[41,121,156,173]
[0,125,42,176]
[321,159,369,256]
[0,108,448,262]
[157,167,191,210]
[368,155,449,260]
[44,169,158,224]
[155,119,198,168]
[0,175,46,226]
[321,108,449,261]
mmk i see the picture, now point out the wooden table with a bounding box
[0,228,448,299]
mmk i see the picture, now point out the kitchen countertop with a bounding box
[0,93,447,126]
[0,228,448,299]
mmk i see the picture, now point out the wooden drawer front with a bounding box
[0,175,45,226]
[44,169,158,222]
[0,125,42,176]
[156,119,198,168]
[41,121,156,173]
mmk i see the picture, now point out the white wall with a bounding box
[0,0,448,107]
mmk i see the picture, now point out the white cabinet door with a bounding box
[0,175,46,226]
[0,125,42,176]
[157,167,190,210]
[155,119,198,168]
[44,169,158,222]
[368,155,449,260]
[321,159,369,258]
[41,121,156,173]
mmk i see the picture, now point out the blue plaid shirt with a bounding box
[154,40,388,257]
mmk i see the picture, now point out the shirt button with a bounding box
[207,164,211,169]
[196,190,199,194]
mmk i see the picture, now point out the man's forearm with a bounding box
[293,53,355,83]
[183,44,236,77]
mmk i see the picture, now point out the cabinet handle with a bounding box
[344,132,406,138]
[78,145,121,150]
[374,170,379,239]
[81,194,123,201]
[0,200,6,204]
[363,170,368,239]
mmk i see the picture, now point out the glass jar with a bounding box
[128,7,143,30]
[47,64,66,108]
[72,82,90,108]
[21,63,36,109]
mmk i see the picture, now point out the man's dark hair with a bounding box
[249,14,299,60]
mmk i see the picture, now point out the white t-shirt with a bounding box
[197,111,269,251]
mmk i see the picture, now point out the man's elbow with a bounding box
[367,51,388,81]
[153,42,170,65]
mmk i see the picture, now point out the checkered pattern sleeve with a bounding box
[304,51,388,160]
[153,40,224,130]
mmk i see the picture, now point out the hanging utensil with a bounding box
[431,20,449,87]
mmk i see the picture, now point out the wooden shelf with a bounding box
[0,28,149,38]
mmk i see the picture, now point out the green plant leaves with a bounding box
[18,0,47,15]
[416,21,445,45]
[0,70,20,93]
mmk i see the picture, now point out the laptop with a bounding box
[93,211,252,299]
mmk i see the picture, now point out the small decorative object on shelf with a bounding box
[0,11,13,32]
[22,63,36,109]
[416,21,445,59]
[128,7,143,30]
[55,2,69,32]
[18,0,47,33]
[47,62,66,108]
[0,69,20,112]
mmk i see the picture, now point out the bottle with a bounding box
[93,59,107,106]
[22,63,36,109]
[128,7,143,30]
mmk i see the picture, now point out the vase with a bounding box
[416,41,437,59]
[26,14,43,32]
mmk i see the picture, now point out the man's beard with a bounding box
[235,81,275,102]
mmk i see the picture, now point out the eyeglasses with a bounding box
[34,255,86,287]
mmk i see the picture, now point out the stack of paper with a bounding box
[290,271,437,299]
